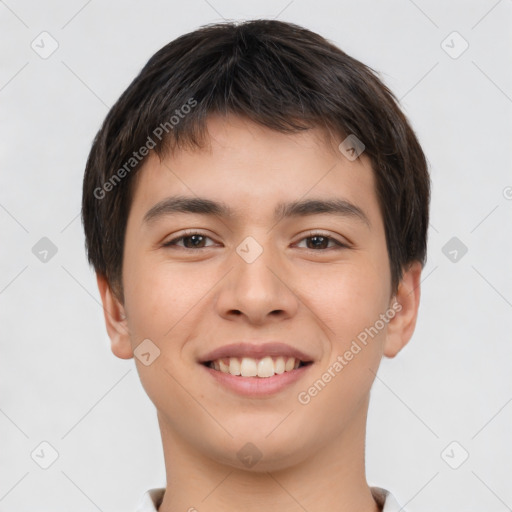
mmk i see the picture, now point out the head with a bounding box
[82,20,429,471]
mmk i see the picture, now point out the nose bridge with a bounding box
[237,237,279,292]
[214,233,298,323]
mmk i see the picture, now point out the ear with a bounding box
[383,261,422,358]
[96,273,133,359]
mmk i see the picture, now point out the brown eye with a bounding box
[181,234,208,248]
[306,235,330,249]
[296,234,346,250]
[163,232,215,249]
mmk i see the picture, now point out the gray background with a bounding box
[1,1,511,511]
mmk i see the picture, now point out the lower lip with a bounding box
[200,363,313,397]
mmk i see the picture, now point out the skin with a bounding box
[97,114,422,512]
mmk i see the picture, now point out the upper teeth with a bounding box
[209,356,301,378]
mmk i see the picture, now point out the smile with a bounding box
[204,356,312,378]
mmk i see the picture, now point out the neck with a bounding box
[157,398,380,512]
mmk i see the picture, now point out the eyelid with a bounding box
[162,229,216,248]
[162,230,350,250]
[295,230,350,249]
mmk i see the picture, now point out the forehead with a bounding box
[128,115,380,227]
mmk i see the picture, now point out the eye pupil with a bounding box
[308,236,328,249]
[184,235,205,248]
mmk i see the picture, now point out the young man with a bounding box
[82,19,430,512]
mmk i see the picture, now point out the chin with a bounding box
[206,427,313,473]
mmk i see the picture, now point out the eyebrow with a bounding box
[143,195,370,228]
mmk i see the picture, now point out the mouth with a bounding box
[197,342,315,397]
[202,356,313,378]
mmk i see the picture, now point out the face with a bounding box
[99,114,421,471]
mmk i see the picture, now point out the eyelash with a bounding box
[162,230,348,251]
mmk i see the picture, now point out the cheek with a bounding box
[298,258,390,339]
[123,254,230,353]
[292,265,390,433]
[122,252,200,342]
[121,258,208,416]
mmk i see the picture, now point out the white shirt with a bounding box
[135,486,405,511]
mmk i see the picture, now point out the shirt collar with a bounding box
[135,486,405,512]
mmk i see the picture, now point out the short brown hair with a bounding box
[82,19,430,301]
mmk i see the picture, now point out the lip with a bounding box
[198,342,314,364]
[200,362,314,397]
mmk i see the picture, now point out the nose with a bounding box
[214,241,300,326]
